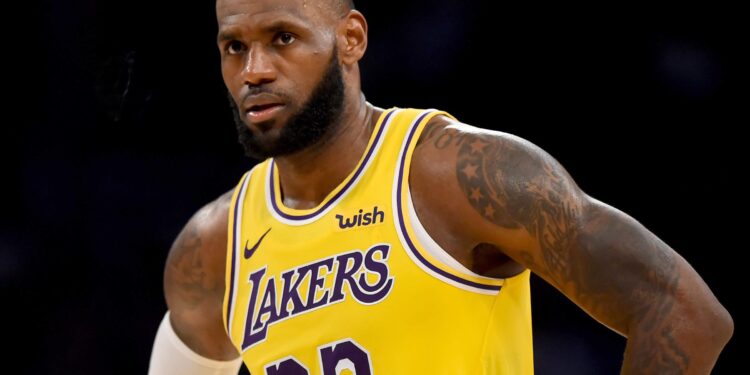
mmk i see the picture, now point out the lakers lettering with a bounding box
[241,244,394,350]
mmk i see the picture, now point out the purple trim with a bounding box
[269,109,396,221]
[397,111,502,292]
[226,174,250,330]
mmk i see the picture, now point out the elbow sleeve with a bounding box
[148,311,242,375]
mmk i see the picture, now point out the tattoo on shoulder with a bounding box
[417,116,469,149]
[417,121,443,147]
[454,131,581,285]
[456,132,574,234]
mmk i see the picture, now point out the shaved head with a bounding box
[317,0,355,20]
[217,0,354,26]
[316,0,356,18]
[338,0,355,10]
[321,0,355,13]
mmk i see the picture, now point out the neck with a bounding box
[274,93,383,209]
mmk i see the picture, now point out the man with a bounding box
[148,0,733,373]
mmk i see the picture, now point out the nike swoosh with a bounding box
[244,228,271,259]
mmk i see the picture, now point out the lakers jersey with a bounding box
[223,108,533,374]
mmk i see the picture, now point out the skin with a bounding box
[162,0,734,372]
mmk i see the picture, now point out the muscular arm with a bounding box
[413,118,733,374]
[163,190,239,360]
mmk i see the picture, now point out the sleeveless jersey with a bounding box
[223,108,533,374]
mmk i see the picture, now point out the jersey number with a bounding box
[265,339,372,375]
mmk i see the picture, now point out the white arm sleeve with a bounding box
[148,311,243,375]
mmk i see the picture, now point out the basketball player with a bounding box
[148,0,733,373]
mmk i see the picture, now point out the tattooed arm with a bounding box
[163,190,239,360]
[412,117,733,374]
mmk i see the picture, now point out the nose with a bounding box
[241,44,277,86]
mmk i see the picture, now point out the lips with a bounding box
[247,103,281,112]
[245,103,285,123]
[242,94,286,124]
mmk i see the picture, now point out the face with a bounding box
[216,0,346,159]
[229,50,344,159]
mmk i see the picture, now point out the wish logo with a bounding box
[335,206,385,229]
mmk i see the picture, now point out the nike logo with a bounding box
[244,228,271,259]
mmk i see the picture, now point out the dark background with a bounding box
[5,0,744,373]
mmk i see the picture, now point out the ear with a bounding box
[337,10,368,65]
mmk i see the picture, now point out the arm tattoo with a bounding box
[453,130,687,373]
[456,133,578,283]
[416,120,443,146]
[168,220,221,308]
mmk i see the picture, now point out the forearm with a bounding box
[620,263,733,375]
[536,200,733,373]
[621,315,731,374]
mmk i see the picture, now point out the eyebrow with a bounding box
[217,19,309,43]
[217,30,239,43]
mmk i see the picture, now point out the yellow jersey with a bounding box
[223,108,533,374]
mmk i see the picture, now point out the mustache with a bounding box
[240,86,291,103]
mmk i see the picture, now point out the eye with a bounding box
[274,32,296,46]
[225,40,246,55]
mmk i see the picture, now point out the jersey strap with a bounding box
[392,109,505,294]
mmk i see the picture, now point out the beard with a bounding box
[228,51,345,160]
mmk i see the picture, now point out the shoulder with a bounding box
[174,189,234,261]
[412,114,559,186]
[186,189,234,249]
[410,114,584,238]
[416,114,548,155]
[164,189,234,309]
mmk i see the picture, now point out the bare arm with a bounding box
[413,118,733,374]
[163,190,239,360]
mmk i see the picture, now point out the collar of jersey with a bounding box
[265,107,399,225]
